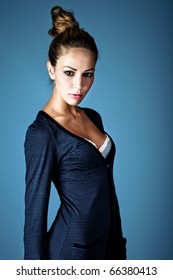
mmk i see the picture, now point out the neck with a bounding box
[42,87,80,117]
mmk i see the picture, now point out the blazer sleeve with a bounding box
[24,124,57,259]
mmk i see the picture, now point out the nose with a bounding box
[73,75,82,92]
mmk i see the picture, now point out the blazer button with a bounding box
[107,164,110,168]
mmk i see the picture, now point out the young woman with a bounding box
[24,5,126,260]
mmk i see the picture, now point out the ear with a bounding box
[47,61,55,80]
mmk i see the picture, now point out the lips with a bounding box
[69,93,83,99]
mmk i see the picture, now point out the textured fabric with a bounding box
[24,108,126,260]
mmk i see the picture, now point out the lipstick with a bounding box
[69,93,83,99]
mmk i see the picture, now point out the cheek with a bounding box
[87,78,94,89]
[55,74,70,88]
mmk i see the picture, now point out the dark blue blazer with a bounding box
[24,108,126,259]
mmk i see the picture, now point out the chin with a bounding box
[67,98,84,106]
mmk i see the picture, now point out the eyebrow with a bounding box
[64,66,95,72]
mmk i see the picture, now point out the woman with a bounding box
[24,5,126,260]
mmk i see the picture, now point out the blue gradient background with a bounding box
[0,0,172,260]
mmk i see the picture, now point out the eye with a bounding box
[64,71,74,76]
[83,72,94,78]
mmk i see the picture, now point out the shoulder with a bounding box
[81,107,104,131]
[81,107,102,118]
[24,112,55,148]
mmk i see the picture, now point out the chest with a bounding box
[55,116,106,149]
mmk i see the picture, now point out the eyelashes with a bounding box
[64,71,74,76]
[83,72,93,78]
[64,71,94,78]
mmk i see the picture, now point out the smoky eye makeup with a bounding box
[63,66,95,78]
[64,70,74,76]
[83,72,94,78]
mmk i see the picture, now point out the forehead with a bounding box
[57,48,96,68]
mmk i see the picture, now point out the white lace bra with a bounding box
[85,134,112,158]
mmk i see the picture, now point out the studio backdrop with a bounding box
[0,0,172,259]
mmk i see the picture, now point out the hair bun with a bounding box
[48,6,79,37]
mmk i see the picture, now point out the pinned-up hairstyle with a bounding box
[48,6,98,66]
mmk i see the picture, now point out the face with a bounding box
[47,48,96,107]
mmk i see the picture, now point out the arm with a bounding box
[24,124,57,259]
